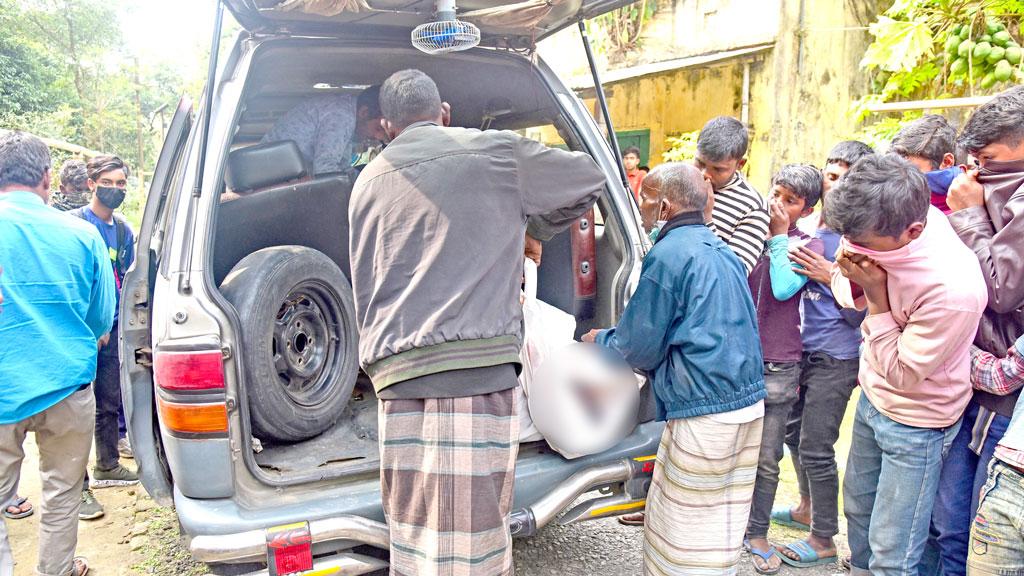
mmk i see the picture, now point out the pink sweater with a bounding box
[832,207,988,428]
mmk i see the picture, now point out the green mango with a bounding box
[959,39,977,57]
[981,71,997,89]
[995,60,1013,82]
[950,57,969,76]
[952,24,964,37]
[960,25,972,40]
[986,21,1000,36]
[993,30,1012,47]
[980,34,993,44]
[1007,46,1022,65]
[987,46,1006,64]
[973,42,993,62]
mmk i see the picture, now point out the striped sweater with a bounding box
[710,172,769,275]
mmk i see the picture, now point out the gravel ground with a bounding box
[513,515,849,576]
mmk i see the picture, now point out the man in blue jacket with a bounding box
[584,162,766,575]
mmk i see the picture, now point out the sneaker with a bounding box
[118,437,134,459]
[79,490,105,520]
[91,464,139,488]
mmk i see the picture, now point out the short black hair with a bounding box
[357,84,382,118]
[891,115,957,170]
[824,154,930,239]
[696,116,749,162]
[958,86,1024,154]
[622,146,641,159]
[380,69,442,128]
[59,159,88,190]
[86,155,129,182]
[826,140,874,168]
[0,131,51,190]
[772,163,823,208]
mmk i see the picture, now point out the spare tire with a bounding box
[220,246,358,443]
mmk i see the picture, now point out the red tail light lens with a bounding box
[154,350,225,391]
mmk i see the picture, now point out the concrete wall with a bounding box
[539,0,884,193]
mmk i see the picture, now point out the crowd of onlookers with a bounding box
[590,85,1024,575]
[2,69,1024,576]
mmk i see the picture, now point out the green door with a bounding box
[615,129,651,165]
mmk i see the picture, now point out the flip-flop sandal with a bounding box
[745,539,781,575]
[617,511,645,526]
[4,496,33,519]
[72,556,89,576]
[777,539,838,568]
[770,506,811,531]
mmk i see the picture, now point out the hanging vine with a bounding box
[584,0,659,63]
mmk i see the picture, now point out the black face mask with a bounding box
[95,186,126,209]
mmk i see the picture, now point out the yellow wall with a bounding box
[554,0,883,194]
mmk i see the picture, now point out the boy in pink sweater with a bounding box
[825,154,987,576]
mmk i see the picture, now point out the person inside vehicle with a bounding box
[261,84,387,175]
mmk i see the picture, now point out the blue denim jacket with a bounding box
[597,213,765,420]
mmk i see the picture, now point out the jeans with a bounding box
[746,361,801,539]
[844,393,961,576]
[784,352,859,539]
[93,322,123,472]
[922,400,1011,576]
[967,460,1024,575]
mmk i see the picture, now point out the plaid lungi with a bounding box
[644,414,763,576]
[380,388,519,576]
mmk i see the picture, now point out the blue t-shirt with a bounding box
[799,228,862,360]
[0,191,116,423]
[77,207,135,321]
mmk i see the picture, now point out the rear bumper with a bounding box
[190,515,389,562]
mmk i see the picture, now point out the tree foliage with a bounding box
[585,0,659,63]
[857,0,1024,119]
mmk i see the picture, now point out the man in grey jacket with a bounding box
[349,69,604,576]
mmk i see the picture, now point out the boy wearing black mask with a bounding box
[71,154,138,520]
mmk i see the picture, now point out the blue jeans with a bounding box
[966,460,1024,575]
[921,400,1010,576]
[844,394,961,576]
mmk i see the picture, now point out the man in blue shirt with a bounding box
[70,155,138,519]
[0,131,115,576]
[584,163,766,575]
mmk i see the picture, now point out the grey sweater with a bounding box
[348,122,605,394]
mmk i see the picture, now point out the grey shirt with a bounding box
[349,122,605,396]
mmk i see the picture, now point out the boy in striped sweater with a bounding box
[695,116,770,275]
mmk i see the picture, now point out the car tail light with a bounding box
[266,521,313,575]
[156,398,228,434]
[154,350,224,391]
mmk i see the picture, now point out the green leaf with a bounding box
[861,16,935,72]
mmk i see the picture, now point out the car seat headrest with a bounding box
[226,141,307,193]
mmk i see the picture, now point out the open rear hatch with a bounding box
[222,0,635,45]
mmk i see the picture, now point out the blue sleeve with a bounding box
[125,225,136,269]
[85,233,117,338]
[595,272,680,371]
[768,235,808,300]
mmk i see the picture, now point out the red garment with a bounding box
[627,170,645,200]
[930,192,951,214]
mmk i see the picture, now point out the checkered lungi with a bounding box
[380,388,519,576]
[643,414,763,576]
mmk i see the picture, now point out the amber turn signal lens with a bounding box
[157,398,228,434]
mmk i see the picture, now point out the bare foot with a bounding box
[776,534,837,563]
[748,537,781,573]
[788,495,812,527]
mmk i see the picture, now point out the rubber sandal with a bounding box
[617,511,645,526]
[770,506,810,531]
[72,556,89,576]
[745,539,781,575]
[3,496,33,519]
[777,539,838,568]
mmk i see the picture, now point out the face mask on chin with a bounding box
[95,186,126,210]
[647,219,667,243]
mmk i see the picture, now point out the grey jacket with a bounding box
[348,122,605,394]
[948,161,1024,417]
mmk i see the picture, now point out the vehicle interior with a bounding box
[208,39,654,484]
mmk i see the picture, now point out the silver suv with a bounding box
[122,1,662,573]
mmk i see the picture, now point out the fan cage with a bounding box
[411,20,481,54]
